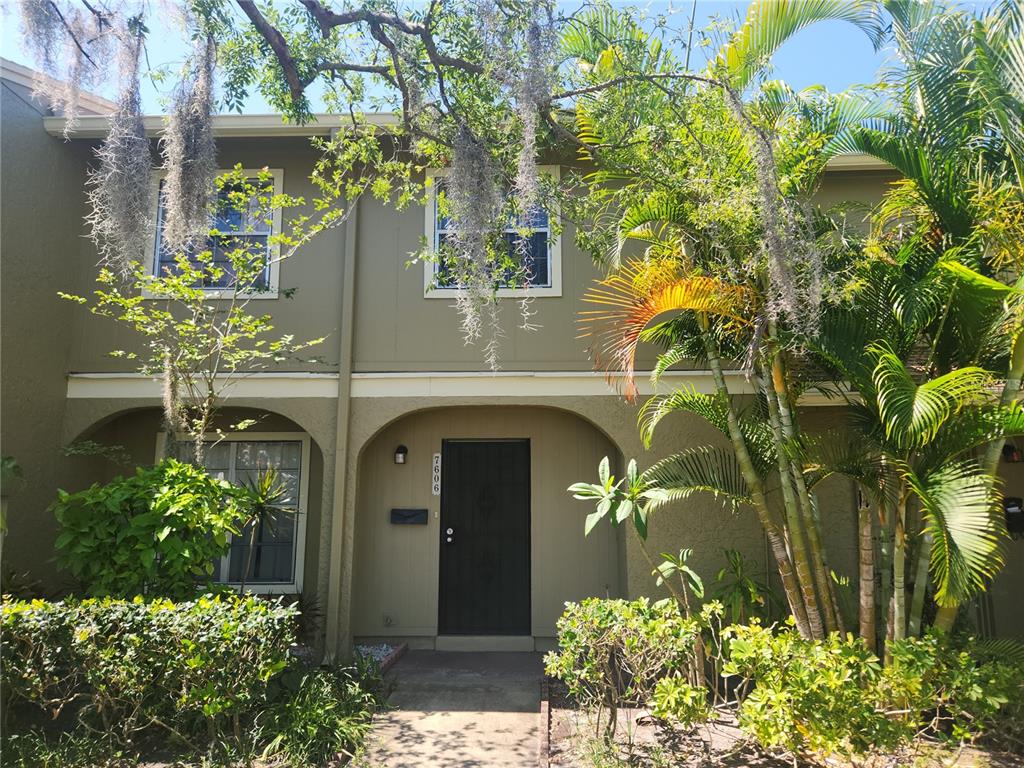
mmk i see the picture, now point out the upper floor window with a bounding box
[149,169,283,298]
[163,433,309,594]
[423,166,562,298]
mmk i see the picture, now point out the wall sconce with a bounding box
[394,445,408,465]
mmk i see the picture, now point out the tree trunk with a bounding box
[702,328,812,638]
[891,493,908,642]
[908,529,932,637]
[770,350,839,634]
[762,369,825,639]
[858,493,876,652]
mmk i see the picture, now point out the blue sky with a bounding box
[0,1,989,114]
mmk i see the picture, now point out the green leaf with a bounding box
[585,510,606,536]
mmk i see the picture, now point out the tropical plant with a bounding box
[713,548,780,625]
[570,0,1024,652]
[809,0,1024,638]
[50,459,254,599]
[566,1,892,641]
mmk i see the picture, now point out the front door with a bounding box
[439,439,531,635]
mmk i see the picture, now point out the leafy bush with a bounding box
[1,595,296,745]
[51,459,253,599]
[261,663,384,765]
[544,598,708,733]
[549,599,1024,761]
[724,621,903,757]
[883,633,1024,746]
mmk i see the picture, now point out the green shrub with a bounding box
[549,599,1024,760]
[724,621,903,757]
[1,595,296,746]
[544,598,708,732]
[884,633,1024,747]
[51,459,253,599]
[261,663,384,765]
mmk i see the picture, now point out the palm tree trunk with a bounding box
[908,529,932,637]
[762,368,825,639]
[858,492,876,652]
[770,350,840,634]
[891,492,908,642]
[702,328,812,638]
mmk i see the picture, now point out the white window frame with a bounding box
[422,165,562,299]
[154,431,310,594]
[145,168,285,300]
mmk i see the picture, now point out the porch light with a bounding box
[394,445,408,465]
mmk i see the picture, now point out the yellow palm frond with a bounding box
[579,259,756,398]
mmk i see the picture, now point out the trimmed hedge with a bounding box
[1,594,297,745]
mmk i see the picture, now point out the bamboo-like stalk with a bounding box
[908,528,932,637]
[891,491,908,642]
[769,348,839,634]
[858,492,876,651]
[701,324,812,638]
[762,367,825,639]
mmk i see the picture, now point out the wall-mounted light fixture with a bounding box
[394,445,408,465]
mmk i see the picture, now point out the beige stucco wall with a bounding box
[63,138,347,374]
[0,80,92,582]
[990,460,1024,638]
[350,405,624,640]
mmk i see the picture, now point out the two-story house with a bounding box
[3,59,1021,657]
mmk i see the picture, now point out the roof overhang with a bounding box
[43,111,401,138]
[2,57,117,115]
[41,110,893,171]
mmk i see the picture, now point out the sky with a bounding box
[0,0,991,115]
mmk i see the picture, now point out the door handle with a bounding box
[445,527,454,543]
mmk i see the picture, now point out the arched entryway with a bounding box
[351,405,624,650]
[59,406,327,600]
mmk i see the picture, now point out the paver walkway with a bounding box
[357,651,542,768]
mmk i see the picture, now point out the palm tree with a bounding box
[565,1,887,639]
[837,0,1024,630]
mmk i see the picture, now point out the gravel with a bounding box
[355,643,396,663]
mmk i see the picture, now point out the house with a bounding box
[2,59,1022,657]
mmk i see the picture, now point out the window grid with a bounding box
[176,439,303,588]
[431,186,554,290]
[153,181,274,292]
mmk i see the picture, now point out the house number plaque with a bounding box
[431,453,442,496]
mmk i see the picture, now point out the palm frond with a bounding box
[871,343,992,449]
[904,460,1005,606]
[580,260,755,397]
[639,386,729,446]
[641,446,752,514]
[715,0,884,91]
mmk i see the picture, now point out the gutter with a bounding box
[39,111,895,172]
[43,111,400,139]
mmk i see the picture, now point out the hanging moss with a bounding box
[161,35,217,254]
[17,0,112,132]
[84,27,151,274]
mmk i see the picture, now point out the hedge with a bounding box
[1,594,297,745]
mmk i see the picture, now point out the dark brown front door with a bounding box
[438,439,531,635]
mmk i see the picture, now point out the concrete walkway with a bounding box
[357,651,543,768]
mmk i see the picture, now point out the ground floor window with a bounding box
[162,433,309,593]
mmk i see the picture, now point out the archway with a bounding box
[350,404,624,650]
[57,406,327,600]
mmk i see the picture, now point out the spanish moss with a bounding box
[84,26,151,274]
[160,35,217,254]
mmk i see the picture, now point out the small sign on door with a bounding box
[431,452,442,496]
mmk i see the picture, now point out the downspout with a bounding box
[324,197,359,662]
